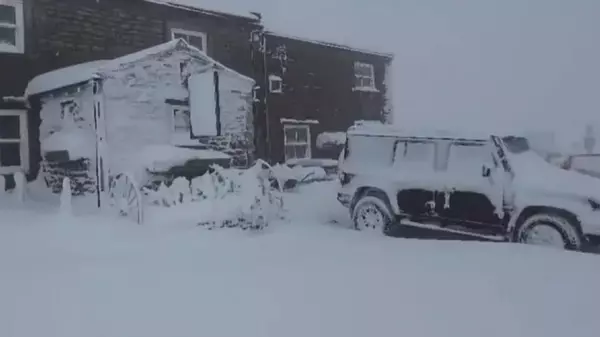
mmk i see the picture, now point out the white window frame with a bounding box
[269,74,283,94]
[0,109,28,174]
[0,0,24,54]
[169,104,193,145]
[353,61,377,92]
[283,124,311,161]
[170,28,207,52]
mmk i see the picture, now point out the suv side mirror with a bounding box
[482,165,491,177]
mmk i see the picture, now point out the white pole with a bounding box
[60,177,72,215]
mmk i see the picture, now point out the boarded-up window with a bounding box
[189,71,218,137]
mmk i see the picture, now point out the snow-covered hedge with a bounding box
[142,162,283,231]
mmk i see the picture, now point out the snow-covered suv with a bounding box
[337,123,600,251]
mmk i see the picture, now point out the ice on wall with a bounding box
[100,44,254,176]
[33,40,255,196]
[37,83,98,194]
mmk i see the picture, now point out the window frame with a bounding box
[169,104,193,145]
[0,0,24,54]
[283,124,311,161]
[269,74,283,94]
[444,140,496,173]
[170,28,207,52]
[0,109,28,174]
[392,139,437,170]
[353,61,377,92]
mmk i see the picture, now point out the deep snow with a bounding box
[1,181,600,337]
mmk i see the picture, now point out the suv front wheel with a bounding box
[515,212,583,250]
[352,193,393,234]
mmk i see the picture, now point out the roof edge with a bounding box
[25,39,254,97]
[265,31,394,59]
[143,0,261,23]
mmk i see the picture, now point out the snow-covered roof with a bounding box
[348,122,494,141]
[26,39,253,97]
[143,0,260,22]
[266,31,394,59]
[25,60,109,97]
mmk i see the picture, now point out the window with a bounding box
[171,28,207,52]
[0,110,28,174]
[0,0,24,53]
[284,124,311,161]
[269,75,283,93]
[446,143,494,175]
[353,62,376,91]
[169,105,193,145]
[346,135,396,167]
[393,140,436,170]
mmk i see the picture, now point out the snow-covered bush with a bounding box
[143,162,284,231]
[269,163,329,190]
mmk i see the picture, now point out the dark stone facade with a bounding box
[2,0,394,182]
[256,33,393,164]
[29,0,260,78]
[21,0,262,180]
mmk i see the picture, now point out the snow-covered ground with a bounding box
[1,182,600,337]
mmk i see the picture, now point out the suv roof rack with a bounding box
[348,122,491,142]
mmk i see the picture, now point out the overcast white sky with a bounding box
[179,0,599,136]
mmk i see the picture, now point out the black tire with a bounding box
[351,192,394,235]
[514,212,583,250]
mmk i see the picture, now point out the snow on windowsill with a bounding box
[280,118,319,125]
[352,86,380,93]
[1,96,26,103]
[0,43,22,54]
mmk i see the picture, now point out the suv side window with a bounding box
[447,142,494,175]
[393,140,436,170]
[345,135,396,167]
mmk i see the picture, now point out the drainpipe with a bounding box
[91,74,108,208]
[262,33,272,163]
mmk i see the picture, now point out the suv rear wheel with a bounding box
[515,212,582,250]
[352,193,393,234]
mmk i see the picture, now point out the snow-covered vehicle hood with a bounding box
[509,151,600,203]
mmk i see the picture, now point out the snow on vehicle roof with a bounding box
[143,0,260,21]
[347,122,491,141]
[26,39,253,97]
[265,31,393,59]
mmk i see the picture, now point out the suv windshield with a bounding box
[502,136,530,154]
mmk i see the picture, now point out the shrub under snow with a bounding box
[142,162,284,231]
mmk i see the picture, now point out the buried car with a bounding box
[337,123,600,251]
